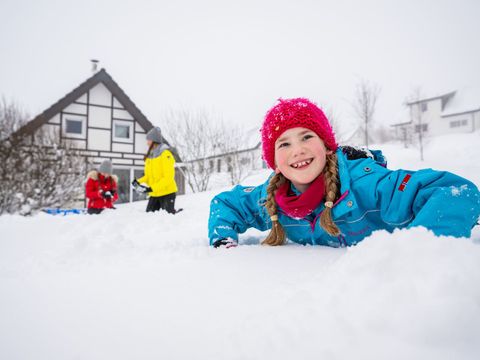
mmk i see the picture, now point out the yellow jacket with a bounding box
[138,145,178,197]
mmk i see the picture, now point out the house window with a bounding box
[63,116,86,139]
[421,103,428,112]
[227,156,232,171]
[66,119,83,134]
[115,124,130,138]
[450,119,468,128]
[113,120,133,143]
[209,160,214,170]
[414,124,428,133]
[217,159,221,172]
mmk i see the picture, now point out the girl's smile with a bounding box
[290,158,313,169]
[274,127,332,193]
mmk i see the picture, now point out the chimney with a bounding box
[91,59,99,73]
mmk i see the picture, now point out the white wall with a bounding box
[88,128,110,151]
[89,83,111,107]
[440,114,472,135]
[113,97,124,108]
[112,143,133,152]
[89,106,111,128]
[113,109,133,120]
[64,103,87,115]
[135,133,148,154]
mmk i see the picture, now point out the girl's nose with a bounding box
[291,143,306,157]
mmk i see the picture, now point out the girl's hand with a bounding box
[212,238,238,248]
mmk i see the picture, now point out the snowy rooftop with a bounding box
[443,85,480,116]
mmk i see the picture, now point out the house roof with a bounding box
[17,68,154,136]
[390,121,412,127]
[405,91,456,108]
[441,86,480,117]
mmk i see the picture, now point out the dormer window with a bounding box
[421,102,428,112]
[113,120,133,143]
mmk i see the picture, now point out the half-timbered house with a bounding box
[17,68,185,205]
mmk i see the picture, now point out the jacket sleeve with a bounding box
[85,178,101,200]
[208,180,271,245]
[137,169,148,185]
[375,167,480,238]
[149,150,176,194]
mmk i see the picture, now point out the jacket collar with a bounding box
[331,148,358,219]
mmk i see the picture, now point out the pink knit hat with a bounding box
[261,98,338,169]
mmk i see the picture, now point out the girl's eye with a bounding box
[278,142,289,149]
[303,134,314,141]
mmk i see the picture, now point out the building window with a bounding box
[113,120,133,143]
[66,119,83,134]
[421,102,428,112]
[115,124,130,138]
[209,160,214,170]
[217,159,221,172]
[63,115,86,139]
[414,124,428,133]
[227,156,232,171]
[450,119,468,128]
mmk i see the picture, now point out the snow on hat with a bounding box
[146,126,163,143]
[261,98,338,169]
[99,159,113,175]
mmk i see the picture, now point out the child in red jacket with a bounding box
[85,160,118,214]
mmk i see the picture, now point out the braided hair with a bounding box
[262,172,287,246]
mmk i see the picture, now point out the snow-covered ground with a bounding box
[1,132,480,360]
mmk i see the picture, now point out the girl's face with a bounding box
[274,127,332,193]
[147,140,153,147]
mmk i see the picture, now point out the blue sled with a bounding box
[42,208,87,216]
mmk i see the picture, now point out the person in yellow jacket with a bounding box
[132,126,181,214]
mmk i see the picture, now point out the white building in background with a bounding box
[189,126,265,175]
[391,88,480,143]
[17,68,185,204]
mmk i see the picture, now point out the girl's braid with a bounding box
[320,152,341,236]
[262,172,287,246]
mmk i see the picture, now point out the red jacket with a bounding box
[85,171,119,209]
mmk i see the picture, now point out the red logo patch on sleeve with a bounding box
[398,174,412,192]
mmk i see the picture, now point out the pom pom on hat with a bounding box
[261,98,338,169]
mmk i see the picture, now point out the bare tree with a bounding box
[352,79,381,147]
[372,124,393,144]
[405,87,426,161]
[0,97,86,215]
[162,108,222,192]
[322,105,343,141]
[216,122,251,185]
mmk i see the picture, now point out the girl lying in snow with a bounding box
[208,98,480,248]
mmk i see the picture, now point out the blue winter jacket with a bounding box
[208,148,480,247]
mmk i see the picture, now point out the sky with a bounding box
[1,0,479,135]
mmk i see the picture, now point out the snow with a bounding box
[1,132,480,360]
[442,85,480,116]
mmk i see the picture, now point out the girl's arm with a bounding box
[376,168,480,237]
[208,181,271,245]
[85,177,101,200]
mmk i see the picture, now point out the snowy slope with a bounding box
[1,132,480,360]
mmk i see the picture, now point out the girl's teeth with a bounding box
[293,160,311,168]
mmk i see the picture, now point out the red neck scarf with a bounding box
[274,174,326,219]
